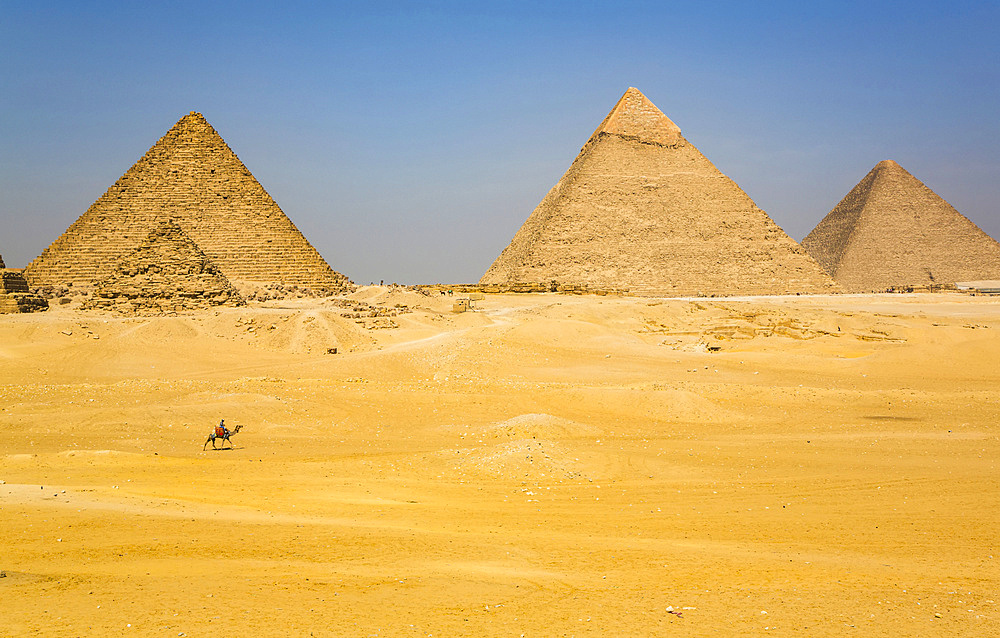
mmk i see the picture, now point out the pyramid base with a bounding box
[0,293,49,314]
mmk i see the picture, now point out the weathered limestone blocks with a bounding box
[415,282,626,296]
[81,220,244,315]
[1,270,29,294]
[0,259,49,313]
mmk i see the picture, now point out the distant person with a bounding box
[217,419,229,438]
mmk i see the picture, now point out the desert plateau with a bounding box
[1,288,998,636]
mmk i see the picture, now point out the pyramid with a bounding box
[802,160,1000,292]
[82,219,244,314]
[24,112,352,292]
[1,253,48,313]
[481,88,838,296]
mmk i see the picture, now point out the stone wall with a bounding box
[1,270,30,294]
[415,283,627,296]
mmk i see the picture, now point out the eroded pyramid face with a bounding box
[83,219,244,314]
[802,160,1000,291]
[24,112,352,292]
[482,88,837,297]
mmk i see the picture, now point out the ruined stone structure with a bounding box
[802,160,1000,292]
[481,88,838,296]
[82,220,244,314]
[1,253,48,313]
[25,112,352,292]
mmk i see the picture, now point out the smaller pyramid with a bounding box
[82,219,244,314]
[802,160,1000,292]
[1,253,48,313]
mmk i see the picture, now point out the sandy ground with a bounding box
[1,288,998,636]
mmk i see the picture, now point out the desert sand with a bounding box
[1,289,998,636]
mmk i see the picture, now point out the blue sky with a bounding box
[2,1,997,283]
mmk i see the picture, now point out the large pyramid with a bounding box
[481,88,838,296]
[82,219,244,314]
[25,112,352,292]
[802,160,1000,292]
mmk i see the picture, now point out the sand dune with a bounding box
[1,291,998,636]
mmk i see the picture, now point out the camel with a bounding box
[204,424,242,450]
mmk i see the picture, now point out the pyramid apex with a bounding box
[592,87,683,147]
[165,112,215,138]
[875,159,904,171]
[869,159,917,182]
[178,111,208,124]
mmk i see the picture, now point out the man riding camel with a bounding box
[205,419,241,450]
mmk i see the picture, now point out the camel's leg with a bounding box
[203,436,211,451]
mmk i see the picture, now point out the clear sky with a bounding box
[2,1,997,283]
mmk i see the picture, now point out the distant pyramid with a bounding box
[802,160,1000,292]
[25,112,352,292]
[83,219,244,314]
[481,88,837,296]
